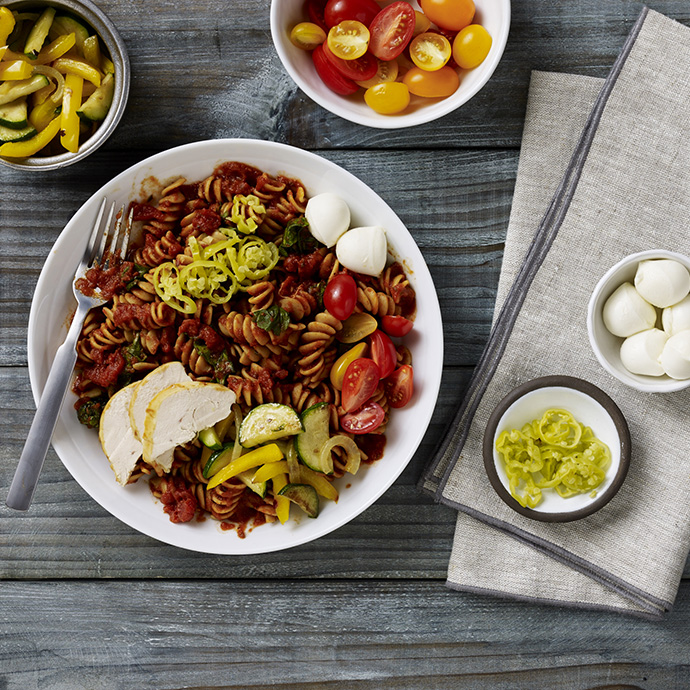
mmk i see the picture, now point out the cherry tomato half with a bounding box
[419,0,475,32]
[324,273,358,320]
[385,365,414,408]
[325,0,380,28]
[409,32,452,71]
[381,315,414,337]
[312,44,360,95]
[364,81,410,114]
[342,357,380,412]
[403,65,459,97]
[368,1,416,61]
[452,24,492,69]
[290,22,327,50]
[323,42,378,81]
[355,57,399,88]
[307,0,329,31]
[369,329,397,379]
[340,400,386,434]
[327,20,370,59]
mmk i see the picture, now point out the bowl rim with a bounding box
[586,249,690,393]
[482,375,631,522]
[269,0,512,130]
[0,0,130,171]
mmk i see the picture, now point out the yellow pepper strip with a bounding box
[330,342,368,390]
[101,55,115,75]
[0,45,7,61]
[29,97,59,131]
[0,7,15,46]
[35,32,75,65]
[0,59,33,80]
[60,72,82,153]
[207,443,283,490]
[0,113,59,157]
[52,56,101,86]
[272,472,290,524]
[82,34,101,69]
[0,48,31,63]
[252,460,290,484]
[292,464,339,501]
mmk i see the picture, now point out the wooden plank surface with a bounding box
[1,581,689,690]
[2,0,690,687]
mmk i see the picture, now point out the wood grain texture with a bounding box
[3,0,690,685]
[0,581,689,690]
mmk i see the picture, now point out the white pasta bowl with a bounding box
[27,138,444,554]
[270,0,511,129]
[483,376,631,522]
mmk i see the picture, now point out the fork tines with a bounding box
[90,200,133,270]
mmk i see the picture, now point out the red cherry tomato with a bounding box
[312,44,360,95]
[368,1,416,61]
[381,315,414,337]
[307,0,329,31]
[340,400,386,434]
[342,358,380,412]
[369,329,396,379]
[385,365,414,408]
[322,42,378,82]
[324,273,358,320]
[325,0,380,28]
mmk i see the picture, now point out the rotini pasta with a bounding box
[72,161,417,536]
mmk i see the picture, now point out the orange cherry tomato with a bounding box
[364,81,410,114]
[290,22,327,50]
[409,32,452,71]
[403,65,459,97]
[419,0,475,32]
[452,24,492,69]
[327,20,370,59]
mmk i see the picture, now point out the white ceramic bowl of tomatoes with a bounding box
[270,0,511,129]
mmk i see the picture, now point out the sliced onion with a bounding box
[33,64,65,104]
[320,435,361,475]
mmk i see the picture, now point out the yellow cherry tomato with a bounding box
[412,11,431,37]
[420,0,475,32]
[290,22,327,50]
[364,81,410,114]
[355,57,399,88]
[452,24,492,69]
[409,32,451,71]
[403,65,459,98]
[330,342,368,390]
[327,20,369,60]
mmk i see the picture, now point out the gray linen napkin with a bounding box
[422,7,690,618]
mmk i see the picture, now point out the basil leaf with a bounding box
[253,304,291,335]
[279,217,321,256]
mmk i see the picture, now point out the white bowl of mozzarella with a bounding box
[587,250,690,393]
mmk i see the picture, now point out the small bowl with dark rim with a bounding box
[483,376,631,522]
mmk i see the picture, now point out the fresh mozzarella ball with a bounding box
[602,282,656,337]
[634,259,690,308]
[304,193,351,247]
[661,294,690,336]
[336,225,387,276]
[659,330,690,379]
[619,328,668,376]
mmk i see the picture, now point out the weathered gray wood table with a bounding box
[2,1,689,687]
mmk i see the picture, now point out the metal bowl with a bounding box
[0,0,129,170]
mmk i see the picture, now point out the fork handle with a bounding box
[6,303,89,511]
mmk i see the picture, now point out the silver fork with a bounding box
[6,199,133,511]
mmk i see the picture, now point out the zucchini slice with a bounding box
[199,425,223,451]
[0,122,36,143]
[77,72,114,122]
[236,470,267,498]
[50,14,90,54]
[295,402,333,475]
[238,403,303,448]
[202,443,233,479]
[0,98,29,129]
[24,7,56,58]
[278,483,319,518]
[0,74,50,106]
